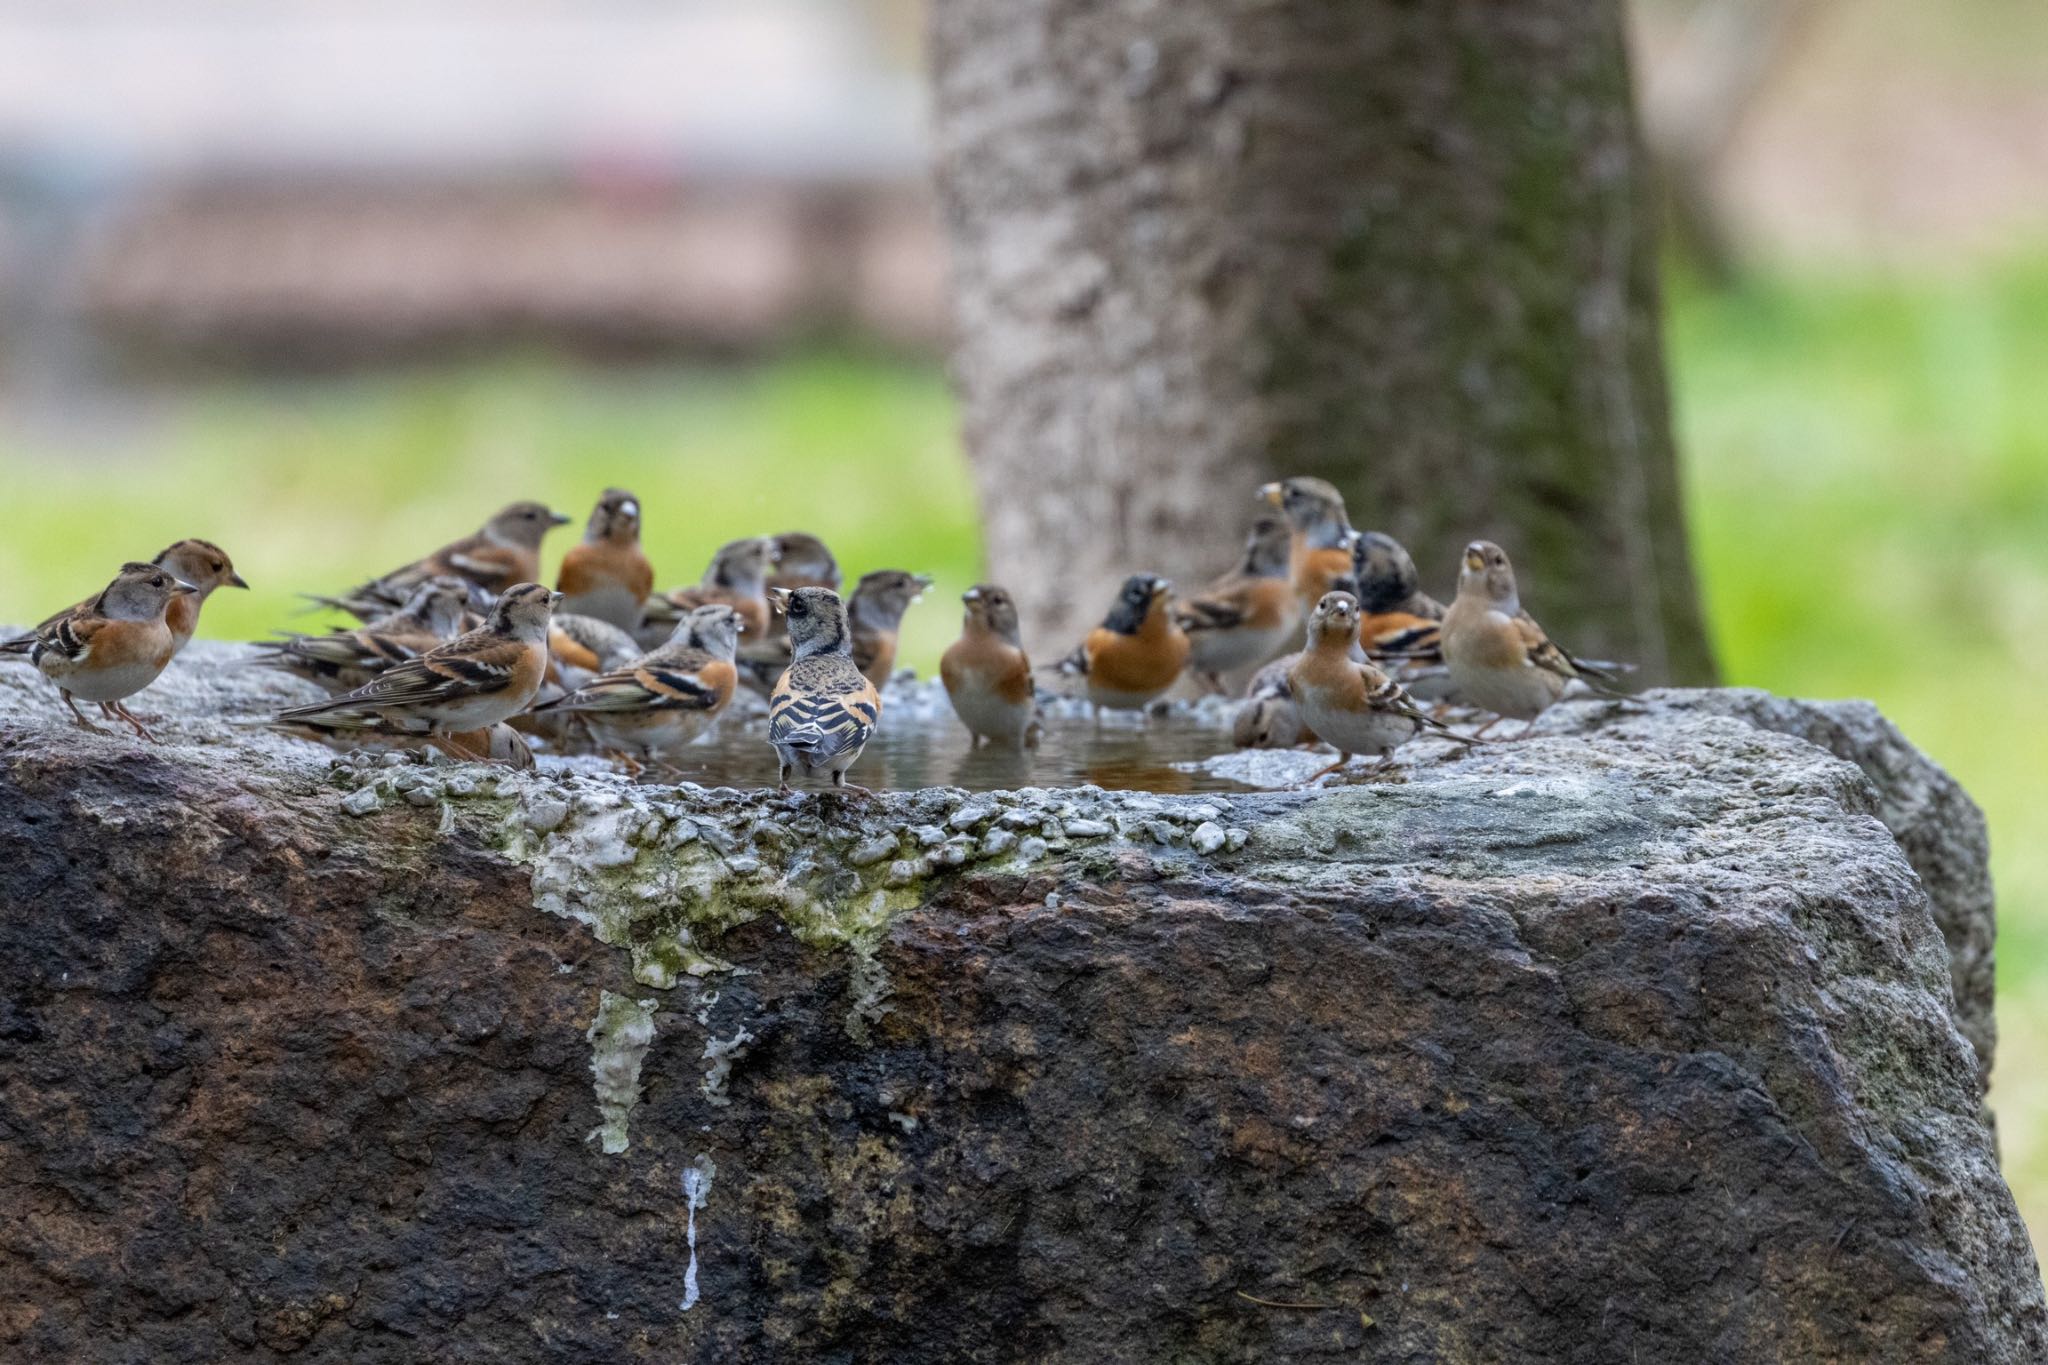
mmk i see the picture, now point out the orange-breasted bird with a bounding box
[644,536,781,646]
[1058,574,1190,713]
[555,488,654,631]
[940,584,1037,749]
[533,604,744,765]
[8,537,246,658]
[1439,540,1630,733]
[848,569,932,686]
[4,562,196,740]
[1173,516,1296,692]
[319,502,568,621]
[1289,591,1465,783]
[274,582,558,749]
[260,575,474,693]
[1259,477,1355,612]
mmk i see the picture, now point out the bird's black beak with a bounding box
[549,511,572,527]
[228,572,250,589]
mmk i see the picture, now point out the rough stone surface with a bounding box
[0,645,2039,1362]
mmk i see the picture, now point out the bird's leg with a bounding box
[1302,752,1351,786]
[1469,716,1501,740]
[777,761,791,793]
[62,693,106,734]
[606,749,646,779]
[1514,720,1539,741]
[107,701,156,742]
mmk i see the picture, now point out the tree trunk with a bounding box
[931,0,1717,684]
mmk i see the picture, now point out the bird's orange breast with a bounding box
[1295,547,1351,605]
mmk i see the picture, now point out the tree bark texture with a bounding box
[931,0,1718,684]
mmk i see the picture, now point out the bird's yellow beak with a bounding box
[1464,549,1486,573]
[1257,482,1283,508]
[767,587,792,615]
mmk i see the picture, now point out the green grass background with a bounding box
[3,260,2046,1231]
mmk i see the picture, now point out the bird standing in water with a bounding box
[767,587,882,792]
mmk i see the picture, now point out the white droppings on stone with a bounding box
[679,1154,716,1312]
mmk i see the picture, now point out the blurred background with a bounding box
[1,0,2045,1238]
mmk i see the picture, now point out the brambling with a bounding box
[847,569,933,685]
[1439,540,1629,733]
[1173,516,1296,692]
[5,562,196,739]
[533,604,743,765]
[547,612,642,688]
[767,587,882,792]
[1289,591,1464,782]
[261,575,473,693]
[644,536,781,645]
[1259,477,1355,611]
[323,501,569,620]
[756,531,842,658]
[275,582,558,747]
[766,532,842,594]
[1057,574,1190,712]
[1228,569,1363,749]
[555,489,654,632]
[9,537,246,657]
[940,584,1038,749]
[1347,529,1460,702]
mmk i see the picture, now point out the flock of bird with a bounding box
[0,476,1628,791]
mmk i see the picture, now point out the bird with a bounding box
[547,613,643,689]
[532,604,743,766]
[4,562,196,740]
[555,488,654,631]
[940,584,1037,749]
[7,537,247,657]
[1058,574,1190,712]
[259,575,474,692]
[847,569,932,686]
[643,536,781,645]
[1228,569,1362,750]
[1260,477,1355,610]
[1172,516,1296,692]
[766,587,882,792]
[1348,530,1456,702]
[1288,591,1463,782]
[318,501,569,620]
[766,532,842,595]
[1439,540,1629,734]
[274,582,558,752]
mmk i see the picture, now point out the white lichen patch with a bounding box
[586,991,659,1155]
